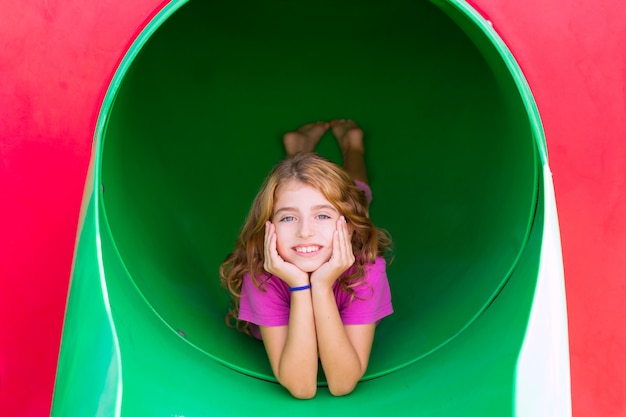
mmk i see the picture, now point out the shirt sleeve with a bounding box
[338,257,393,325]
[239,272,291,327]
[239,257,393,333]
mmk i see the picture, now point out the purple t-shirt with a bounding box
[239,257,393,340]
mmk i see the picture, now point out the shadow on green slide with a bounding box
[52,0,570,415]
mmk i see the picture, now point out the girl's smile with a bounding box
[294,245,321,254]
[272,180,339,273]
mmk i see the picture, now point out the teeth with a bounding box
[296,246,320,253]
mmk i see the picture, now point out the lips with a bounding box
[294,245,321,254]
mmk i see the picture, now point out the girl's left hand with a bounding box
[310,216,355,289]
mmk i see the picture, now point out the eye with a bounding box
[316,214,331,220]
[279,215,296,222]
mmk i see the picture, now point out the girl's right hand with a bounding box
[263,221,309,287]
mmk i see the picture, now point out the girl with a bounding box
[220,120,393,399]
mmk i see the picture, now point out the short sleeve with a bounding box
[238,258,392,339]
[337,257,393,325]
[239,272,291,328]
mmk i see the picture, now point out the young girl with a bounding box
[220,120,393,399]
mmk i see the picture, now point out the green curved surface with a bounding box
[52,0,552,415]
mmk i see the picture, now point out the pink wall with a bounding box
[1,0,624,416]
[0,2,164,415]
[475,2,626,415]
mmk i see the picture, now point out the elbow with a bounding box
[286,384,317,400]
[326,367,363,397]
[275,366,317,399]
[278,375,317,399]
[328,380,358,397]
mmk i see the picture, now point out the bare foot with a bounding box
[283,121,330,158]
[330,119,364,155]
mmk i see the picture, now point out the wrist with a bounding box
[289,284,312,292]
[275,271,309,289]
[310,279,334,294]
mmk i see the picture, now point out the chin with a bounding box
[297,262,323,273]
[294,256,331,273]
[281,251,332,274]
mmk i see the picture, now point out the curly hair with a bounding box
[219,153,392,335]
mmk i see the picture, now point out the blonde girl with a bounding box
[220,120,393,399]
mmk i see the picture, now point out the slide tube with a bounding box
[52,1,570,415]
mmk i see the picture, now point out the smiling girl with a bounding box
[219,120,393,399]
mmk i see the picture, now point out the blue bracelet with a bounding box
[289,284,312,292]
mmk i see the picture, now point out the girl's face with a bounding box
[271,180,340,273]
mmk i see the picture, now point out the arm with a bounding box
[311,216,375,396]
[312,287,376,396]
[260,292,318,399]
[261,222,318,399]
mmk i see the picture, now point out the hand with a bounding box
[311,216,355,289]
[263,221,309,287]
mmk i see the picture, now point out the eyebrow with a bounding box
[274,204,339,216]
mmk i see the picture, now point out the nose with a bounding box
[297,219,314,239]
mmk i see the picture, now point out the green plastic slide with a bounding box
[52,0,571,415]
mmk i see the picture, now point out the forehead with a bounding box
[274,180,335,210]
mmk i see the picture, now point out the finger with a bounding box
[331,217,341,253]
[264,223,272,256]
[268,223,278,251]
[340,217,354,264]
[264,223,272,270]
[264,221,271,248]
[338,216,349,250]
[264,222,280,270]
[269,225,285,264]
[332,228,342,263]
[270,229,278,258]
[334,217,348,263]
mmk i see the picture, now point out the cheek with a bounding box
[324,223,340,240]
[273,228,290,255]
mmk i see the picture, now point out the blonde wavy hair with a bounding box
[219,153,392,335]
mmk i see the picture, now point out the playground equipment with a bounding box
[52,0,571,415]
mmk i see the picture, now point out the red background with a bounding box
[1,0,624,415]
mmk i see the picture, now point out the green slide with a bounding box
[52,1,571,415]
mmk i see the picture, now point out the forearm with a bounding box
[276,291,318,398]
[312,285,363,396]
